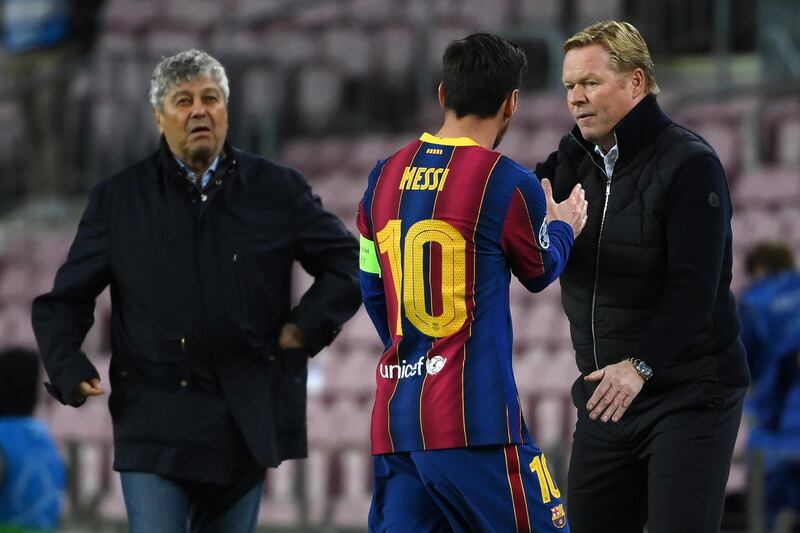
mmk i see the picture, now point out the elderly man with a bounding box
[32,49,361,532]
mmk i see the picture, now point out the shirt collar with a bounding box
[420,132,480,147]
[594,141,619,178]
[174,153,222,177]
[174,152,224,189]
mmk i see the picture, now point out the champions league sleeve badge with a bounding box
[425,355,447,375]
[538,220,550,249]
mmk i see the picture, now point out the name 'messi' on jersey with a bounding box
[398,165,450,191]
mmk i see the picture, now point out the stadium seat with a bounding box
[734,166,800,206]
[323,27,372,77]
[518,0,563,26]
[296,65,345,132]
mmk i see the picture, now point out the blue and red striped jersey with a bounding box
[357,133,574,454]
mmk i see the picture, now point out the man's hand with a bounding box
[72,378,105,403]
[541,178,588,238]
[584,360,644,422]
[278,323,305,349]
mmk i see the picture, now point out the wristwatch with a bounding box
[628,357,653,382]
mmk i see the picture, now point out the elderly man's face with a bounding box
[562,44,643,152]
[155,76,228,171]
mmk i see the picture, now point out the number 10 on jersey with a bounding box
[376,219,468,338]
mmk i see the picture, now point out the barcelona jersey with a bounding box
[357,133,574,454]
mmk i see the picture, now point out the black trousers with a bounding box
[567,377,746,533]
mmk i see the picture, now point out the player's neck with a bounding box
[435,114,502,151]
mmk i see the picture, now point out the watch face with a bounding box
[637,361,652,379]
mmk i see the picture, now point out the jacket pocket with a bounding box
[268,347,308,434]
[126,326,191,363]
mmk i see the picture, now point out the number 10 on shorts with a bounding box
[529,454,561,503]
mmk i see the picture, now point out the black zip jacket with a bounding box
[536,96,749,389]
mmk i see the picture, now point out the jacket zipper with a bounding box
[570,134,613,371]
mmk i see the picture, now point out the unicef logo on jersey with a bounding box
[426,355,447,375]
[538,220,550,249]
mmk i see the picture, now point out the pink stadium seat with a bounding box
[241,67,283,119]
[762,97,800,164]
[732,208,782,248]
[258,28,320,67]
[693,123,741,178]
[100,0,157,32]
[96,467,128,522]
[162,0,223,30]
[338,308,384,352]
[519,0,562,26]
[259,461,299,527]
[776,118,800,165]
[734,166,800,206]
[331,397,371,449]
[324,348,377,400]
[0,304,37,348]
[297,66,344,131]
[576,0,623,27]
[144,29,204,57]
[375,24,416,81]
[295,2,344,26]
[0,264,33,303]
[330,448,372,528]
[323,27,372,77]
[778,207,800,244]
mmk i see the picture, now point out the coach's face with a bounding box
[155,76,228,172]
[562,43,645,152]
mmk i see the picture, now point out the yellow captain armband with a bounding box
[359,235,381,275]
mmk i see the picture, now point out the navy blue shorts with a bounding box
[369,443,569,532]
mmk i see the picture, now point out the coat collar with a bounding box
[570,94,672,168]
[156,135,238,186]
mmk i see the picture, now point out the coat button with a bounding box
[120,371,128,377]
[215,179,222,186]
[201,194,208,202]
[179,379,188,388]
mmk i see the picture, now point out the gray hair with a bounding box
[149,49,230,110]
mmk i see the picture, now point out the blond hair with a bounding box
[564,20,659,96]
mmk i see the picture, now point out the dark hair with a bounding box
[442,33,528,119]
[745,242,795,276]
[0,347,41,416]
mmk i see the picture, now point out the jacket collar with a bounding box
[156,135,238,185]
[571,94,672,168]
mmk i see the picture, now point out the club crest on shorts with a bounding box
[551,503,567,529]
[538,220,550,249]
[426,355,447,375]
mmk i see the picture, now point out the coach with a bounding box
[32,49,360,532]
[536,21,749,532]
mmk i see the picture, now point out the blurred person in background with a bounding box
[740,242,800,531]
[1,0,104,198]
[358,33,587,532]
[0,347,66,533]
[535,20,749,532]
[31,49,360,533]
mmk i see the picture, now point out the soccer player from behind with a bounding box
[357,33,588,532]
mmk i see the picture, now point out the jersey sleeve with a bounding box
[500,173,574,293]
[357,161,391,348]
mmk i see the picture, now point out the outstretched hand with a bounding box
[541,178,588,238]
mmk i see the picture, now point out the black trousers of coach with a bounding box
[566,377,746,533]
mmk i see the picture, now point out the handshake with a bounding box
[541,178,588,238]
